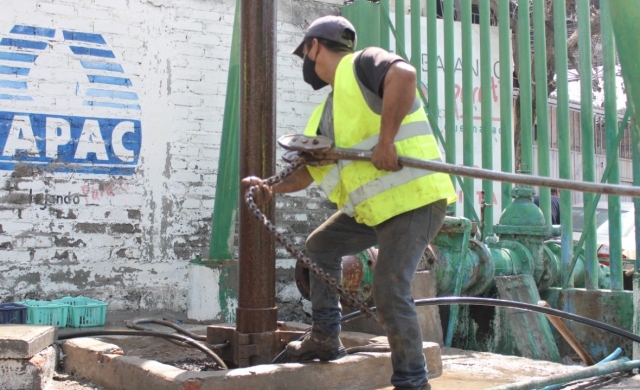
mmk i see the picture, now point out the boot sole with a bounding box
[287,346,347,362]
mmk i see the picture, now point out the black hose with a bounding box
[126,318,207,341]
[57,329,229,370]
[341,297,640,344]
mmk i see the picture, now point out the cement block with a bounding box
[0,325,57,359]
[61,337,442,390]
[0,346,57,390]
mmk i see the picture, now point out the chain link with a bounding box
[245,157,377,320]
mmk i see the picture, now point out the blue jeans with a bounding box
[305,200,447,388]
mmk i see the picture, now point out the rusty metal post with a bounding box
[236,0,277,365]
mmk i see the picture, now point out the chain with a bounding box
[245,157,377,320]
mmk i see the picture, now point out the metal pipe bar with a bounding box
[395,0,406,59]
[577,0,598,290]
[533,0,550,228]
[601,0,623,290]
[498,0,513,210]
[237,0,277,334]
[410,0,421,83]
[461,0,474,221]
[380,0,390,51]
[518,0,533,174]
[444,0,456,213]
[553,0,574,287]
[480,0,493,237]
[209,0,241,260]
[611,1,640,273]
[313,148,640,198]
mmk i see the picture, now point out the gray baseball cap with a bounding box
[292,15,357,58]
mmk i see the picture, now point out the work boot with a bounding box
[286,329,346,362]
[393,384,431,390]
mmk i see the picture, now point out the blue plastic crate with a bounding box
[18,300,69,327]
[0,303,28,324]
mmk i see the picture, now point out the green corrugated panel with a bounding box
[342,0,381,50]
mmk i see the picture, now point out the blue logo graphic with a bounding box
[0,25,142,175]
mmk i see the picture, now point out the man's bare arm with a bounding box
[241,165,314,206]
[371,61,417,172]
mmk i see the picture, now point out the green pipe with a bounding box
[517,0,533,174]
[533,0,550,229]
[600,0,623,291]
[480,0,493,237]
[426,0,439,133]
[410,0,421,84]
[498,0,513,210]
[609,1,640,273]
[395,0,406,59]
[461,0,474,221]
[444,0,456,213]
[208,0,241,261]
[380,0,390,51]
[444,218,472,347]
[553,0,574,287]
[577,0,598,290]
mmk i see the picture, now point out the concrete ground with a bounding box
[46,310,640,390]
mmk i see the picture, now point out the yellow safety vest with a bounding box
[304,53,456,226]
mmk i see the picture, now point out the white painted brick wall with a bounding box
[0,0,343,315]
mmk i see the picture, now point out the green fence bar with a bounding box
[427,0,439,130]
[533,0,551,228]
[577,0,598,290]
[395,0,406,58]
[600,0,623,291]
[498,0,512,209]
[209,0,241,261]
[410,0,421,83]
[518,0,533,174]
[553,0,574,287]
[480,0,493,236]
[380,0,390,50]
[461,0,474,220]
[609,1,640,273]
[444,0,456,208]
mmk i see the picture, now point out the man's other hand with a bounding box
[371,142,402,172]
[241,176,273,206]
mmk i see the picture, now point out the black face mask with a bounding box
[303,55,328,90]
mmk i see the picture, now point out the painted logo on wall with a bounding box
[0,25,141,175]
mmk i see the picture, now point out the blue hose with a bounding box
[541,347,625,390]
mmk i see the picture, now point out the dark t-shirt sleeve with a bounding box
[354,47,407,98]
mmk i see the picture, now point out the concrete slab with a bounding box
[61,337,442,390]
[0,325,57,359]
[0,345,57,390]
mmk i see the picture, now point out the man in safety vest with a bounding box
[242,15,456,390]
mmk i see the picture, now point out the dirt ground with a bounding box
[47,312,640,390]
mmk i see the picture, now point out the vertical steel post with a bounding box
[608,1,640,274]
[461,0,474,220]
[237,0,277,336]
[444,0,456,211]
[395,0,406,58]
[554,0,574,287]
[600,0,623,291]
[410,0,421,83]
[498,0,513,209]
[427,0,439,131]
[533,0,550,228]
[518,0,533,174]
[209,0,241,261]
[381,0,390,51]
[480,0,493,236]
[577,0,598,290]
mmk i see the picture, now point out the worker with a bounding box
[534,188,561,225]
[241,15,456,390]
